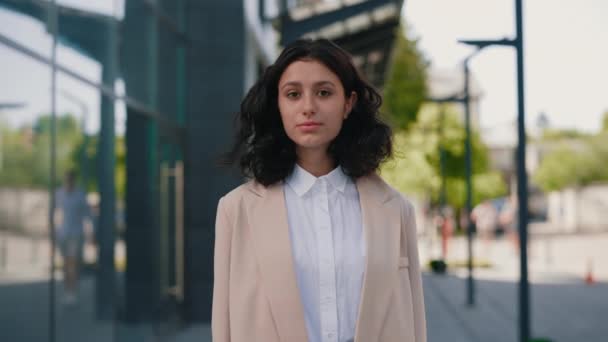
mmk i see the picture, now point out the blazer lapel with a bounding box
[354,174,401,341]
[247,181,309,342]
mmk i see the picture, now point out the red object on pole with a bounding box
[440,216,452,260]
[585,259,596,285]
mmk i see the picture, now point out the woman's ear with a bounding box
[344,91,357,119]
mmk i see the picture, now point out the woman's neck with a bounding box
[296,148,335,177]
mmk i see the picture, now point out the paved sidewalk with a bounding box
[424,272,608,342]
[420,231,608,342]
[1,273,606,342]
[2,232,608,341]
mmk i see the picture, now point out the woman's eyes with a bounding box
[286,91,299,98]
[285,90,332,98]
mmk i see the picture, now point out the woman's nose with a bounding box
[301,93,317,116]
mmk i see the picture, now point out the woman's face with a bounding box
[277,58,356,156]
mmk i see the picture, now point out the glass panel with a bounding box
[2,1,187,340]
[0,8,52,342]
[56,0,124,19]
[53,1,121,340]
[53,88,115,342]
[0,3,53,60]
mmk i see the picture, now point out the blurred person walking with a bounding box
[54,170,91,304]
[471,201,498,259]
[213,39,426,342]
[498,196,519,255]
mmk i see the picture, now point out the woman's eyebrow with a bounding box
[280,81,301,89]
[280,80,336,89]
[314,81,335,87]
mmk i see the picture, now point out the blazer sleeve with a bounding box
[404,199,427,342]
[212,196,232,342]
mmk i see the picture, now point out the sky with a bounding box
[402,0,608,137]
[1,0,607,139]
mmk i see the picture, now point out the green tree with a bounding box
[540,128,590,141]
[69,135,127,197]
[0,113,82,188]
[602,111,608,132]
[1,113,129,200]
[532,144,590,191]
[380,131,439,196]
[533,133,608,192]
[382,25,428,129]
[380,104,507,210]
[0,126,35,186]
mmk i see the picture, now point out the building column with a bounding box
[183,0,246,322]
[122,1,161,322]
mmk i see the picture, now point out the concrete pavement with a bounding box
[2,232,608,341]
[424,273,608,342]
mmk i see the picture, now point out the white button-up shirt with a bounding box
[284,164,366,342]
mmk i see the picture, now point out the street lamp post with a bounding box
[425,96,465,265]
[458,0,530,340]
[463,52,475,307]
[429,52,479,306]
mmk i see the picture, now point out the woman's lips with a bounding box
[297,122,322,132]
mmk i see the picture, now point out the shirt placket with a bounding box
[316,178,338,342]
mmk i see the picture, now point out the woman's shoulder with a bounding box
[218,178,278,209]
[360,173,410,200]
[219,180,252,204]
[362,173,415,211]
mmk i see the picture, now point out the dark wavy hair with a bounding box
[223,39,393,186]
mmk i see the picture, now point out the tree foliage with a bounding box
[0,114,126,197]
[382,25,428,130]
[533,133,608,191]
[0,114,81,188]
[540,128,590,141]
[380,104,507,210]
[68,134,126,197]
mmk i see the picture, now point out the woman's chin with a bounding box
[295,140,331,152]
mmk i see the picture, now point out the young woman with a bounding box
[213,39,426,342]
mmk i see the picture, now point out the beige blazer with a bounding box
[212,173,426,342]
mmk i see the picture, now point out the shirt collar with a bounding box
[286,163,349,197]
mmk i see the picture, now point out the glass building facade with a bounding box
[0,1,261,341]
[0,1,400,341]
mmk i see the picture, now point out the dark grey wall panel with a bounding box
[183,0,245,322]
[122,1,161,322]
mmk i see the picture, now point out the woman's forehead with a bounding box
[278,59,341,87]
